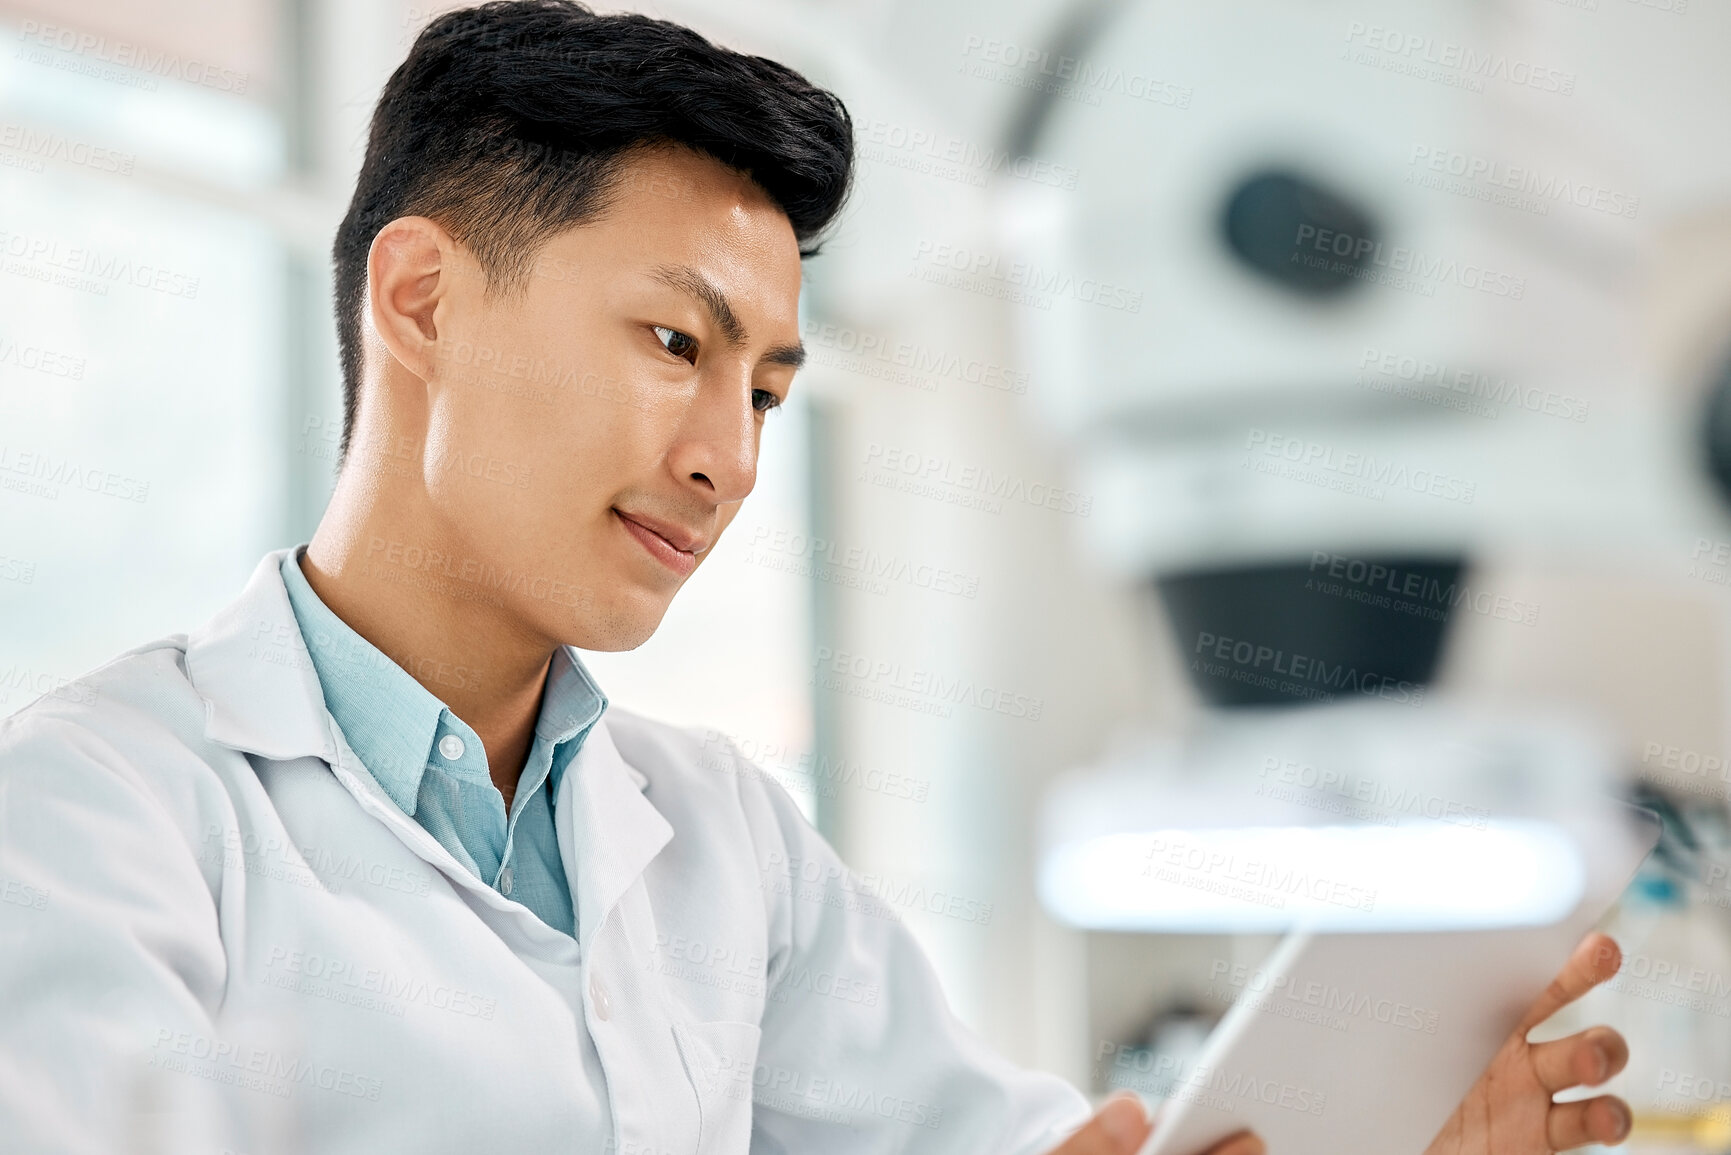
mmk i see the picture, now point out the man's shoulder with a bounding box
[0,634,206,758]
[603,707,808,826]
[602,706,734,786]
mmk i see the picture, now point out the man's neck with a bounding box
[301,473,556,806]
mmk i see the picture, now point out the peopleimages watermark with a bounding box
[1189,630,1428,707]
[426,335,652,409]
[1605,954,1731,1017]
[15,20,250,93]
[650,930,766,1000]
[801,318,1030,396]
[1637,740,1731,806]
[1290,224,1526,300]
[0,876,49,911]
[909,239,1144,313]
[858,117,1080,192]
[1658,1068,1731,1126]
[746,1060,945,1130]
[361,536,593,615]
[0,121,135,178]
[248,616,486,694]
[647,929,883,1010]
[0,663,96,709]
[698,729,931,805]
[1094,1042,1327,1116]
[1406,145,1639,220]
[1305,551,1539,628]
[0,443,149,503]
[263,945,497,1020]
[1206,956,1441,1034]
[148,1029,381,1101]
[0,333,87,381]
[0,226,201,299]
[957,34,1193,110]
[1142,832,1380,913]
[810,645,1044,722]
[1356,346,1589,424]
[1685,537,1731,588]
[741,524,981,600]
[859,442,1093,518]
[1341,21,1577,96]
[351,428,535,494]
[1257,756,1491,830]
[761,850,995,927]
[200,823,437,899]
[1242,429,1477,506]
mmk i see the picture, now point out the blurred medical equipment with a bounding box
[992,0,1731,1145]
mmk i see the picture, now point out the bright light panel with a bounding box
[1040,820,1585,933]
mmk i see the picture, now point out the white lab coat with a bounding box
[0,548,1090,1155]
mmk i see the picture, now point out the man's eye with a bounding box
[653,326,698,363]
[752,389,782,414]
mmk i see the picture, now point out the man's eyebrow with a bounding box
[649,263,806,369]
[650,264,745,344]
[762,342,806,370]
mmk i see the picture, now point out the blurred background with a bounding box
[3,0,1731,1151]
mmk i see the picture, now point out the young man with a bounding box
[0,3,1634,1153]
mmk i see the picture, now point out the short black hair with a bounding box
[330,0,854,465]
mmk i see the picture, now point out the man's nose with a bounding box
[669,375,759,502]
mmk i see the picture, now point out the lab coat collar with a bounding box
[186,548,646,785]
[186,548,337,764]
[186,548,668,933]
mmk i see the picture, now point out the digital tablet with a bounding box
[1139,803,1662,1155]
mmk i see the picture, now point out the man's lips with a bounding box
[614,509,705,576]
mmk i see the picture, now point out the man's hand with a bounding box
[1426,932,1633,1154]
[1047,1092,1263,1155]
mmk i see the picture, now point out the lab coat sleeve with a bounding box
[0,707,233,1154]
[730,743,1093,1155]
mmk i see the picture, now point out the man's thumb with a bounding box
[1097,1094,1153,1151]
[1050,1092,1152,1155]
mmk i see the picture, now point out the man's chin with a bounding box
[558,592,674,653]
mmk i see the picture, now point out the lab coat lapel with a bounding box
[185,549,496,898]
[185,547,333,764]
[186,549,677,942]
[559,714,672,955]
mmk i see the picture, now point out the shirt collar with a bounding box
[275,546,610,814]
[540,645,608,800]
[181,547,640,788]
[184,547,664,928]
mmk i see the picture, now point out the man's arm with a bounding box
[732,744,1093,1155]
[0,711,231,1153]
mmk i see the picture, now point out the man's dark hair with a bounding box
[330,0,854,465]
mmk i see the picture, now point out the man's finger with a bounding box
[1546,1095,1632,1150]
[1203,1131,1265,1155]
[1529,1026,1628,1092]
[1519,932,1622,1032]
[1051,1093,1153,1155]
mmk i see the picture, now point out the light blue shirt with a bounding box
[279,546,605,937]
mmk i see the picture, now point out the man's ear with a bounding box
[366,216,460,383]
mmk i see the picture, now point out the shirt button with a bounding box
[437,734,465,761]
[499,866,514,896]
[589,975,610,1021]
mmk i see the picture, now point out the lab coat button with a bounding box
[590,976,610,1021]
[499,866,513,896]
[437,734,465,760]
